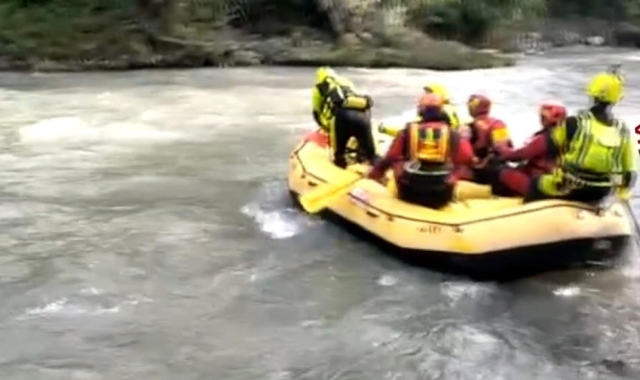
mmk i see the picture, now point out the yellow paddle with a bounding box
[299,176,362,214]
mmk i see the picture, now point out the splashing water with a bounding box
[241,180,317,239]
[18,117,184,145]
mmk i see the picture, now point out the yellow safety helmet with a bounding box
[423,83,450,103]
[316,66,336,84]
[585,72,624,104]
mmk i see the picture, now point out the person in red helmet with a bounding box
[465,94,513,184]
[495,101,567,196]
[367,93,476,209]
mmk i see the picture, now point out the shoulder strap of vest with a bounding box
[435,123,452,164]
[577,110,626,133]
[612,117,627,131]
[575,110,592,130]
[470,117,497,148]
[318,77,349,112]
[440,123,452,157]
[449,127,459,155]
[576,109,591,118]
[486,118,501,144]
[315,81,329,97]
[472,117,499,132]
[407,122,419,161]
[423,122,451,142]
[328,77,346,98]
[327,76,355,95]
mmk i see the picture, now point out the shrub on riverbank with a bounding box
[7,0,637,72]
[0,0,519,71]
[405,0,546,46]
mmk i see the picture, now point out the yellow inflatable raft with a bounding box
[288,130,633,279]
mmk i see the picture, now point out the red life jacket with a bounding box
[522,130,557,175]
[469,116,511,158]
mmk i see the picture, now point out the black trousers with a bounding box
[332,108,376,168]
[397,172,454,209]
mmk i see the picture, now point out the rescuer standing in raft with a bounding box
[312,67,378,169]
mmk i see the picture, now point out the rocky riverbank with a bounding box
[0,28,514,72]
[3,0,640,73]
[495,18,640,54]
[0,1,515,72]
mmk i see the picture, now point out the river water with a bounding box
[1,47,640,380]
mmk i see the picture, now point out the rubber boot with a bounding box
[333,155,347,169]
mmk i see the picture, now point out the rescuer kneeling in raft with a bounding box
[312,66,377,169]
[499,71,636,203]
[495,101,567,196]
[423,83,461,130]
[463,94,514,184]
[366,93,476,209]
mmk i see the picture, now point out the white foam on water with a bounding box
[0,203,28,220]
[240,180,319,239]
[0,88,21,102]
[17,116,184,145]
[552,286,582,297]
[139,108,163,122]
[20,293,152,319]
[440,281,495,304]
[358,66,554,97]
[377,274,398,287]
[100,121,183,141]
[621,248,640,279]
[240,202,311,240]
[623,200,640,279]
[23,298,120,317]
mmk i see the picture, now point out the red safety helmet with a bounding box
[539,100,567,128]
[467,94,491,117]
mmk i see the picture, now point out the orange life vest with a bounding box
[407,121,451,164]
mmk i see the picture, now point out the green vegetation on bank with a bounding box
[0,0,639,72]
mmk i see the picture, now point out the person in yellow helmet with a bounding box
[311,67,377,168]
[376,83,461,138]
[519,70,636,203]
[423,83,461,130]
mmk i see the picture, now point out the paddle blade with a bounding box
[299,177,361,214]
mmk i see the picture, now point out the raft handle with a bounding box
[307,180,318,187]
[365,210,380,218]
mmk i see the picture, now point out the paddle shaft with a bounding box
[299,175,363,214]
